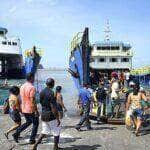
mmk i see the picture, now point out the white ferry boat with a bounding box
[0,27,24,79]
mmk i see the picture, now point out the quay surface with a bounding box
[0,114,149,150]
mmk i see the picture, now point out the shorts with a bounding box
[58,111,63,119]
[133,109,143,119]
[9,110,21,123]
[41,119,61,136]
[111,99,120,107]
[57,103,63,112]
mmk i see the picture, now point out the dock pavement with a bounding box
[0,113,150,150]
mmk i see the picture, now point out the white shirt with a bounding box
[111,81,119,98]
[125,72,130,80]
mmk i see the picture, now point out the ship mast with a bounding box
[104,20,111,41]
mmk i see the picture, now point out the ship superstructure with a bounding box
[90,41,133,71]
[90,21,133,74]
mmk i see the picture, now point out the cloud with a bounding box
[26,0,34,3]
[25,0,58,6]
[9,6,17,13]
[48,0,58,6]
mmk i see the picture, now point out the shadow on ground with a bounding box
[93,126,117,131]
[63,125,75,129]
[63,125,117,131]
[64,144,101,150]
[140,128,150,136]
[19,136,82,146]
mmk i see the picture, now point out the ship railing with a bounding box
[131,66,150,75]
[92,50,133,56]
[70,32,83,51]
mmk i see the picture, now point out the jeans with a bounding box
[97,101,106,120]
[111,98,121,117]
[77,101,91,128]
[15,113,39,141]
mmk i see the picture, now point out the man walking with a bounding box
[13,73,39,144]
[32,78,61,150]
[75,84,92,131]
[96,80,107,123]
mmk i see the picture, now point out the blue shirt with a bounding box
[79,88,91,105]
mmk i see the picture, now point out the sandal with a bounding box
[4,132,8,139]
[135,131,140,137]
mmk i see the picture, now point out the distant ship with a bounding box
[0,27,25,79]
[0,27,41,79]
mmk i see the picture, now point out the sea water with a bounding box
[0,70,78,116]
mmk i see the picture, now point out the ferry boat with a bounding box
[69,22,133,89]
[0,27,41,79]
[68,24,134,124]
[90,21,133,78]
[0,27,25,79]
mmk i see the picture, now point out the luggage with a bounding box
[125,110,132,127]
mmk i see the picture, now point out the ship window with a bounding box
[90,58,94,62]
[123,47,130,51]
[102,47,108,50]
[110,58,118,62]
[2,41,7,45]
[12,42,17,46]
[97,46,110,50]
[99,58,105,62]
[111,46,119,50]
[121,58,129,62]
[8,42,11,45]
[97,46,102,50]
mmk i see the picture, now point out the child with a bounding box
[4,86,21,139]
[55,86,67,119]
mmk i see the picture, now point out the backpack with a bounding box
[3,98,9,114]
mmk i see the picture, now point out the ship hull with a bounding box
[69,28,90,91]
[0,53,25,79]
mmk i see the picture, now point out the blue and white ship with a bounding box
[69,23,133,91]
[68,28,90,90]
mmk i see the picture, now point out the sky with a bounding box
[0,0,150,68]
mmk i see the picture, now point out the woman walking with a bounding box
[4,86,21,139]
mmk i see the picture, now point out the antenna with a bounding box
[104,19,111,41]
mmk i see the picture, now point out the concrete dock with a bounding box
[0,114,149,150]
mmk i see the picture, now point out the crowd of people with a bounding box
[2,70,149,149]
[4,73,67,150]
[76,70,149,136]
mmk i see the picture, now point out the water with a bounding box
[0,70,78,116]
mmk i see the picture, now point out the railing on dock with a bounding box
[131,66,150,89]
